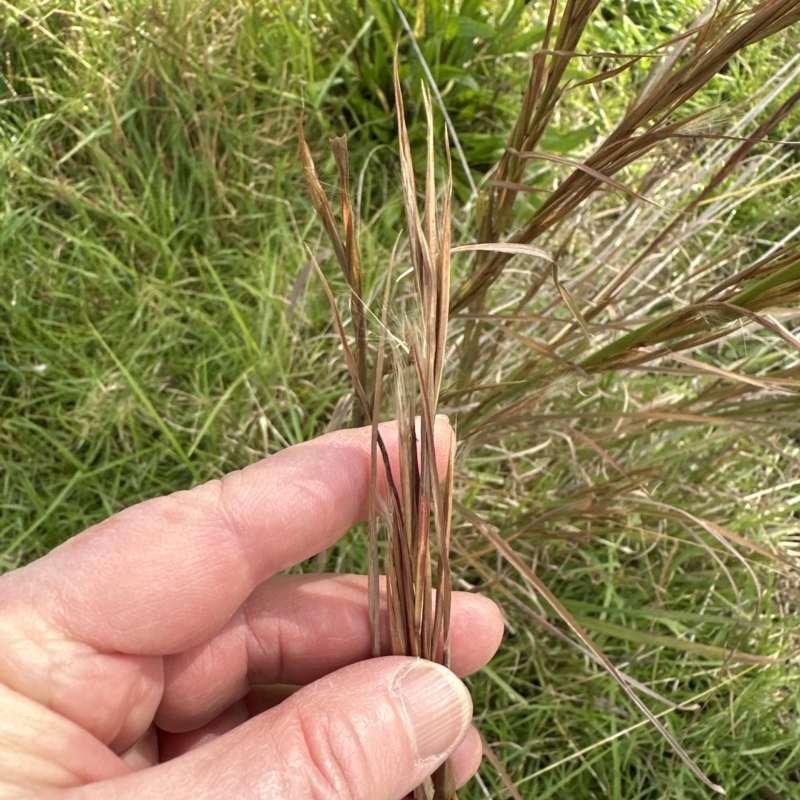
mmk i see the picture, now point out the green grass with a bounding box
[3,2,800,798]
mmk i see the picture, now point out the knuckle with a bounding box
[290,704,374,800]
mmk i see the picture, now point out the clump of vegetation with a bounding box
[302,0,800,796]
[3,1,800,797]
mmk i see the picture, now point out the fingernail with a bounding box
[434,414,454,443]
[394,661,472,762]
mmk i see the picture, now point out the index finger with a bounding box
[2,418,454,656]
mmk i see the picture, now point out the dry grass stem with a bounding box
[300,60,458,800]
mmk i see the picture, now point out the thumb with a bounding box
[67,657,473,800]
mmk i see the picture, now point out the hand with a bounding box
[0,419,503,799]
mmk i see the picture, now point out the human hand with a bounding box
[0,419,503,799]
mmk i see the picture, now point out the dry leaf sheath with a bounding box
[299,64,458,800]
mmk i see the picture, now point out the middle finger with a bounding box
[156,575,503,733]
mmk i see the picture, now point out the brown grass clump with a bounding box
[300,61,458,800]
[301,0,800,795]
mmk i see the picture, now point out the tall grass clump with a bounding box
[301,0,800,796]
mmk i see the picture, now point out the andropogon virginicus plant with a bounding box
[300,60,459,800]
[301,1,800,796]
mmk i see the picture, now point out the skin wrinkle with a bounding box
[230,606,255,700]
[296,711,355,800]
[106,657,163,752]
[7,648,480,800]
[0,683,131,790]
[268,585,335,685]
[247,714,295,800]
[207,441,369,585]
[48,474,278,656]
[0,610,62,712]
[157,618,245,733]
[52,576,167,749]
[244,593,283,688]
[205,472,264,596]
[288,433,383,527]
[292,664,432,800]
[0,600,164,752]
[144,491,251,654]
[283,674,397,800]
[158,589,298,732]
[47,519,179,651]
[52,424,439,656]
[60,648,162,751]
[160,664,430,800]
[158,701,250,762]
[269,581,361,678]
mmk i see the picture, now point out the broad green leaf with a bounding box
[540,124,597,153]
